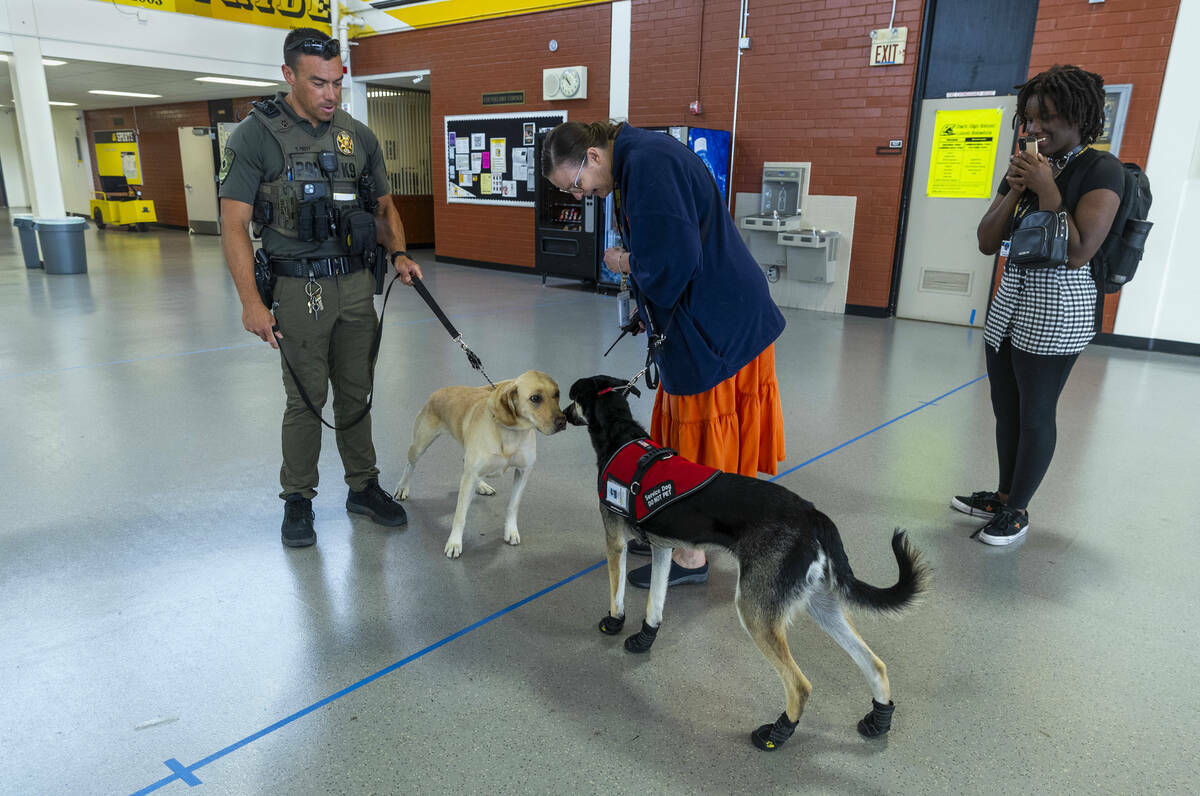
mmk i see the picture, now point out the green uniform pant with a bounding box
[274,267,379,499]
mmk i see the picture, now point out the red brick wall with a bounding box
[353,5,613,268]
[1026,0,1180,332]
[356,0,1179,312]
[629,0,925,308]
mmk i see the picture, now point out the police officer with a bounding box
[219,27,420,548]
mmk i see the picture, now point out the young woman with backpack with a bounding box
[956,64,1125,545]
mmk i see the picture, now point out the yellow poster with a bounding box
[926,108,1004,199]
[93,130,143,185]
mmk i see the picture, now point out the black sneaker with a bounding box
[973,507,1029,546]
[951,490,1005,518]
[281,496,316,548]
[626,539,652,556]
[346,479,408,527]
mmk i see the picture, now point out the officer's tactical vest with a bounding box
[249,98,369,240]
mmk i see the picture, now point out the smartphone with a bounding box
[1020,136,1038,156]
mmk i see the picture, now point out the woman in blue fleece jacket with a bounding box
[543,121,787,587]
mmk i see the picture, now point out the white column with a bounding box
[9,35,67,218]
[609,0,631,121]
[1112,0,1200,345]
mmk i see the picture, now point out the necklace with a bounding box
[1048,144,1084,171]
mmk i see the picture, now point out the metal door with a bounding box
[895,95,1018,326]
[178,126,220,235]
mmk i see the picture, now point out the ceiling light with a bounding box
[195,77,277,87]
[88,90,162,98]
[0,55,67,66]
[49,101,77,106]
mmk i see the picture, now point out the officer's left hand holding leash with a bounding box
[390,249,422,285]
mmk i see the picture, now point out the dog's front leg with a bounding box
[625,545,672,653]
[598,514,627,635]
[502,466,532,546]
[444,467,480,558]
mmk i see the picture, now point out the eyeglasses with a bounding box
[558,156,587,195]
[286,38,340,59]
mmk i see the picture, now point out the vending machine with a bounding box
[533,132,602,282]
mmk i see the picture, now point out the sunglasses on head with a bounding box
[286,38,340,59]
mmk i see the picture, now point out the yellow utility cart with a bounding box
[90,175,157,232]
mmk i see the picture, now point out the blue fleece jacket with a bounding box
[614,124,785,396]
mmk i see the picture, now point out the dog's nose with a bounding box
[554,415,567,431]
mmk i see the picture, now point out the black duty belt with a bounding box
[271,255,363,279]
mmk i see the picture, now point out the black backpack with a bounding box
[1069,157,1153,294]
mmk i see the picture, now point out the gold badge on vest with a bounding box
[336,131,354,155]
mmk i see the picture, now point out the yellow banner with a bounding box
[379,0,608,31]
[927,108,1004,199]
[99,0,331,33]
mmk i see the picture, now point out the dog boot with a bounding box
[857,699,895,737]
[751,712,799,751]
[598,614,625,635]
[623,620,658,653]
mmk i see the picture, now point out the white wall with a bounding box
[0,108,30,208]
[1109,0,1199,346]
[51,108,92,216]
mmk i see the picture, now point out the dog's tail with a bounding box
[836,527,928,614]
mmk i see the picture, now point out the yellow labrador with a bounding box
[394,370,567,558]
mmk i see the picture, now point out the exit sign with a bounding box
[869,27,907,66]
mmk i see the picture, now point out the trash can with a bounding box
[12,214,41,270]
[34,217,89,275]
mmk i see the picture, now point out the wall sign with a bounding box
[926,108,1004,199]
[1094,83,1132,157]
[94,0,331,34]
[482,91,526,107]
[93,130,143,185]
[869,27,907,66]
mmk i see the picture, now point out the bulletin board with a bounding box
[92,130,143,185]
[444,111,566,206]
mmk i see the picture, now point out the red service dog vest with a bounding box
[599,438,720,523]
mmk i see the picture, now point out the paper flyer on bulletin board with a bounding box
[444,111,565,206]
[926,108,1004,199]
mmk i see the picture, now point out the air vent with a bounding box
[919,268,972,295]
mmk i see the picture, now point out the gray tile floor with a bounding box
[1,209,1197,795]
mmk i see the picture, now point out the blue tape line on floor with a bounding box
[129,373,985,794]
[768,375,987,483]
[129,559,606,795]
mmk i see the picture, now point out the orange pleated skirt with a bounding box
[650,344,786,477]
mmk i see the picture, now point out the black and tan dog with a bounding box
[565,375,928,751]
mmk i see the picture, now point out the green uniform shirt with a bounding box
[218,92,390,259]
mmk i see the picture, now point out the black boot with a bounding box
[751,712,799,751]
[857,699,895,737]
[346,479,408,527]
[281,495,316,548]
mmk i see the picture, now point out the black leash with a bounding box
[275,272,402,432]
[409,274,497,388]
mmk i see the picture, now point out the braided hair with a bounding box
[541,121,623,176]
[1014,65,1107,146]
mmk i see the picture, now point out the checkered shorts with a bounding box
[984,264,1097,355]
